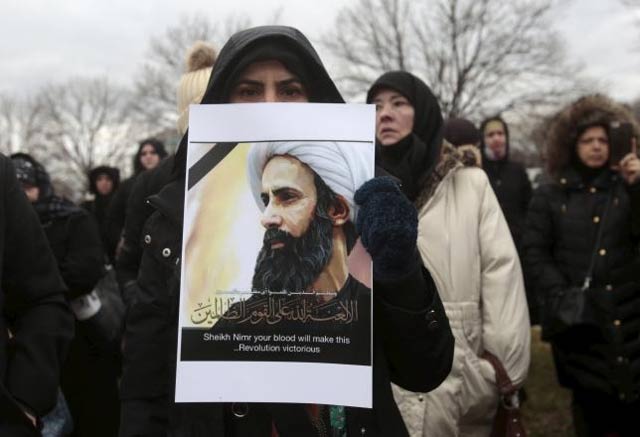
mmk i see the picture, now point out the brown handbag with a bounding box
[481,350,527,437]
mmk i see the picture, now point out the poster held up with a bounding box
[176,103,375,408]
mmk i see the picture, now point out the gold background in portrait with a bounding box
[183,143,264,327]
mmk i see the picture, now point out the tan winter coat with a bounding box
[393,144,531,437]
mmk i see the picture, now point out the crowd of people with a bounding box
[0,24,639,437]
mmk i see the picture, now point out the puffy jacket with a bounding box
[524,167,640,398]
[523,93,640,401]
[393,144,531,437]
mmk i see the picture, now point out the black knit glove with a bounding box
[354,177,419,280]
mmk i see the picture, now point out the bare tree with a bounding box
[323,0,586,120]
[132,13,251,131]
[0,94,47,156]
[33,77,139,194]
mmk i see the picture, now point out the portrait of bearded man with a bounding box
[246,141,370,302]
[193,140,373,365]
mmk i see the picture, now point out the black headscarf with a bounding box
[173,25,344,178]
[366,71,443,201]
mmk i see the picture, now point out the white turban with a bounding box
[246,141,373,221]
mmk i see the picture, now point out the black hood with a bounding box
[10,152,80,221]
[88,165,120,195]
[479,116,510,161]
[173,25,344,178]
[10,152,54,198]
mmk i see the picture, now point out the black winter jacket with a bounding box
[82,194,117,263]
[42,211,105,299]
[116,156,174,308]
[524,168,640,398]
[119,178,453,437]
[483,159,532,248]
[0,155,74,436]
[107,176,137,257]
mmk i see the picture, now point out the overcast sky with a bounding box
[1,0,639,101]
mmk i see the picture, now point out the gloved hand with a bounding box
[354,177,419,280]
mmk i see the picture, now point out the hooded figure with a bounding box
[10,153,121,437]
[367,72,530,437]
[0,154,73,437]
[523,94,640,436]
[82,165,120,262]
[479,116,532,251]
[106,138,167,260]
[120,26,453,437]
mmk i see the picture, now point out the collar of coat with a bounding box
[414,141,478,210]
[557,167,619,191]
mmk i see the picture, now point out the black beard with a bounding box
[251,215,334,294]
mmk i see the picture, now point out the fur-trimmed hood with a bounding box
[545,94,639,180]
[415,141,478,209]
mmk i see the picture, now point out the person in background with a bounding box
[480,115,535,322]
[107,138,167,260]
[11,152,121,437]
[116,40,216,310]
[0,153,74,436]
[82,165,120,263]
[480,116,532,250]
[367,71,530,437]
[523,94,640,437]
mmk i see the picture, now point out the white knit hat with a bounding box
[176,41,217,135]
[246,141,373,222]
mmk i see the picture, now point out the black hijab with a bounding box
[173,25,344,178]
[367,71,443,201]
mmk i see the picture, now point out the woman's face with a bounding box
[139,144,161,170]
[229,60,309,103]
[577,126,609,169]
[372,89,415,146]
[95,174,114,196]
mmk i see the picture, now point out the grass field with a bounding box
[521,327,574,437]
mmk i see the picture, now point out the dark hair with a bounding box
[134,138,168,174]
[313,172,357,253]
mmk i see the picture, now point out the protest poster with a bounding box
[175,103,375,408]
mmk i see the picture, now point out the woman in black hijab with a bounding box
[120,27,453,437]
[82,166,120,262]
[366,72,530,437]
[366,71,443,201]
